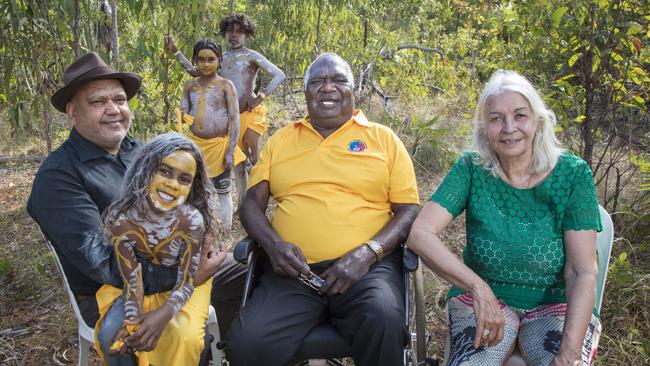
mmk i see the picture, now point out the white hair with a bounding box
[303,52,354,90]
[471,69,564,177]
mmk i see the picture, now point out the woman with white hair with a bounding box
[407,70,602,366]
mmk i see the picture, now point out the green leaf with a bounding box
[552,6,568,28]
[626,21,643,36]
[633,95,646,107]
[592,53,600,74]
[568,52,581,67]
[610,51,623,62]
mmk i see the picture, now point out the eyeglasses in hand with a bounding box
[298,271,325,292]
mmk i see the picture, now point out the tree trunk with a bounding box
[33,47,53,153]
[111,0,119,69]
[315,0,321,54]
[73,0,80,58]
[228,0,234,14]
[362,8,368,48]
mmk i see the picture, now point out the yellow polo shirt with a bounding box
[248,110,419,263]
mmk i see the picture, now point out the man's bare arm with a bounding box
[239,181,310,277]
[319,203,420,295]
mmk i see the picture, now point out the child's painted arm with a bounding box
[111,224,145,320]
[225,80,240,161]
[181,81,192,114]
[175,50,200,78]
[165,207,205,314]
[254,51,286,97]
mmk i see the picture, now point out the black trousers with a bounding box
[227,250,407,366]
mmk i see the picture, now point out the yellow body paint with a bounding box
[193,49,220,130]
[175,107,194,133]
[197,49,219,75]
[147,151,196,212]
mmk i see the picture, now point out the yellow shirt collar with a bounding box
[296,109,371,129]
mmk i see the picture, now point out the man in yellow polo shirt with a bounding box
[228,53,420,366]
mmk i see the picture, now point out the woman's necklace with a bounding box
[526,173,534,188]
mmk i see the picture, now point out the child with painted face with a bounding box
[178,39,246,233]
[95,133,218,365]
[165,14,286,208]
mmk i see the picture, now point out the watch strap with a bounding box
[364,240,384,262]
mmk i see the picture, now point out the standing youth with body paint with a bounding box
[165,14,286,205]
[178,39,246,232]
[95,133,217,366]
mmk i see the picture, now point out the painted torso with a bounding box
[183,77,237,139]
[108,204,204,319]
[221,47,261,109]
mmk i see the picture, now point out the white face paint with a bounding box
[147,150,197,213]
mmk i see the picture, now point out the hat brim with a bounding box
[51,70,142,113]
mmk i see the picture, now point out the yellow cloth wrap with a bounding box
[238,105,268,150]
[175,108,195,133]
[109,324,139,353]
[94,278,213,366]
[187,130,246,178]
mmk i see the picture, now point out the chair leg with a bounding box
[207,306,224,365]
[78,334,92,366]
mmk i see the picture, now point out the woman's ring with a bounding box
[482,328,490,337]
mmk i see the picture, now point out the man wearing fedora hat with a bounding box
[27,52,245,354]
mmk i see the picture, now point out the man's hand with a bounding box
[124,305,174,352]
[319,245,375,296]
[246,95,264,111]
[264,240,310,278]
[163,34,178,55]
[223,152,234,171]
[194,239,226,285]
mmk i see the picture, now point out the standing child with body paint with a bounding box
[177,39,246,232]
[94,133,218,366]
[165,14,286,206]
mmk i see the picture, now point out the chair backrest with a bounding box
[45,240,95,339]
[595,205,614,314]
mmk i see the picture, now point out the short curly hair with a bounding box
[219,14,256,37]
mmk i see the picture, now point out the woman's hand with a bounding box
[470,282,505,349]
[124,305,174,352]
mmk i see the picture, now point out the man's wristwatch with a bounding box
[364,240,384,262]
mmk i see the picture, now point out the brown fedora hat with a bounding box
[51,52,141,113]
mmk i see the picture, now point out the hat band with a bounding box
[64,66,117,86]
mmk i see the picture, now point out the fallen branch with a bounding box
[397,44,444,56]
[0,156,45,163]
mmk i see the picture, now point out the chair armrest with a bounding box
[403,247,419,273]
[233,237,259,265]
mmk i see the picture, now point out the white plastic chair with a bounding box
[45,240,223,366]
[505,205,614,366]
[46,240,95,366]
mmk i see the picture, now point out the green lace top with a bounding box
[431,151,602,311]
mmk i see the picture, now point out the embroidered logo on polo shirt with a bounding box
[348,140,367,152]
